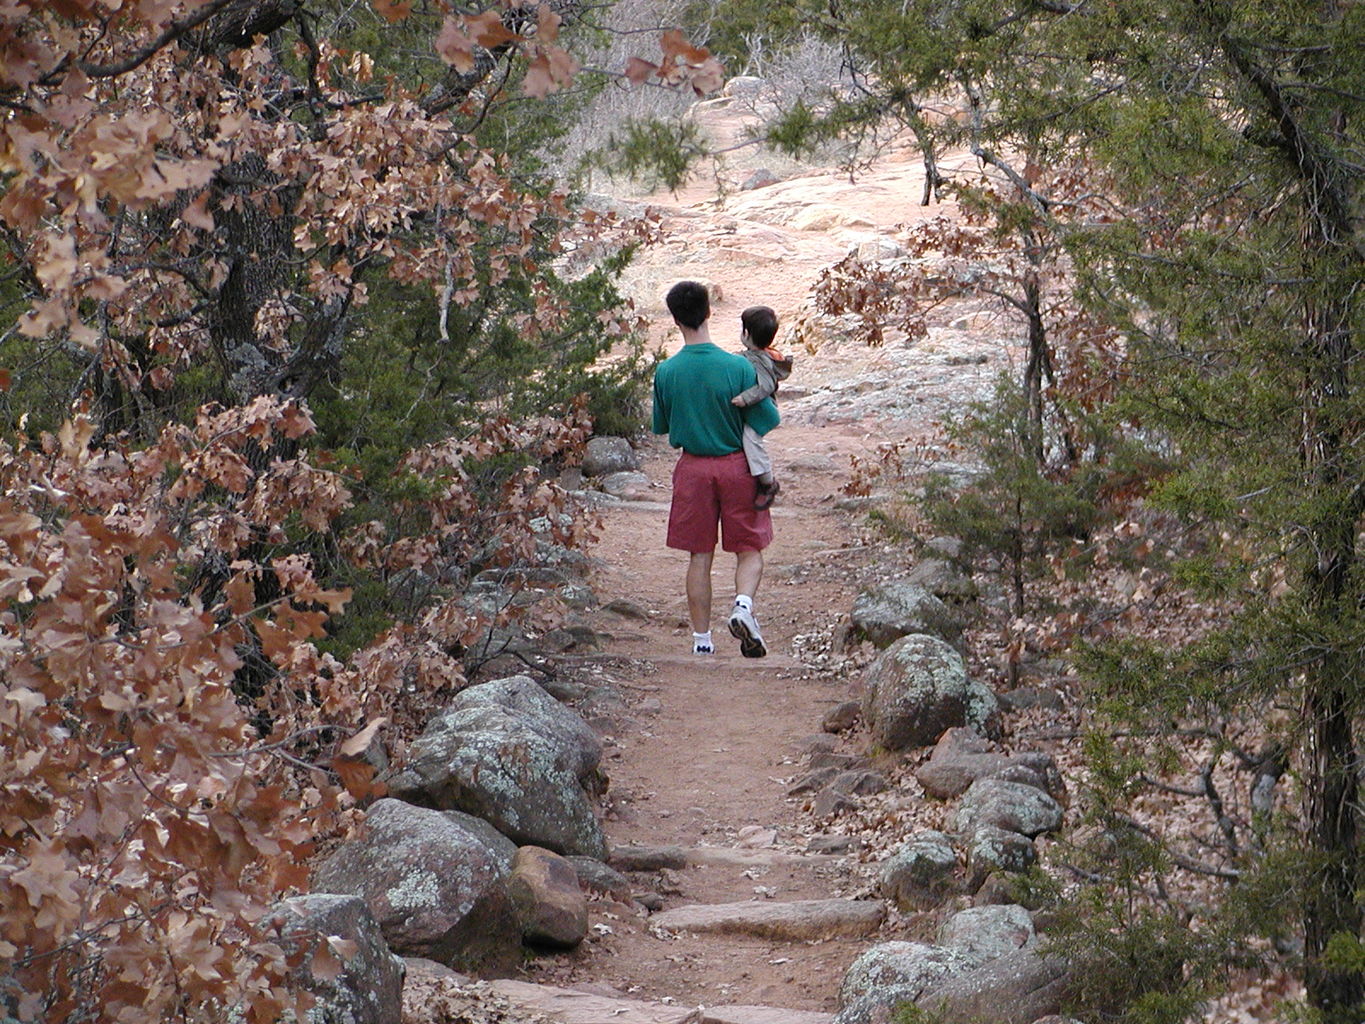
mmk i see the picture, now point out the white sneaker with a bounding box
[693,640,714,655]
[727,603,767,658]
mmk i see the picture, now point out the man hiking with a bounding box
[652,280,780,658]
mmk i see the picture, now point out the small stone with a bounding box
[602,598,651,621]
[608,844,689,871]
[741,168,779,191]
[813,786,861,818]
[786,766,839,796]
[831,769,888,796]
[807,834,863,855]
[822,701,862,733]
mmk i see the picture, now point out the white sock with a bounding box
[734,595,753,610]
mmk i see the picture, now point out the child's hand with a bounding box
[731,396,743,406]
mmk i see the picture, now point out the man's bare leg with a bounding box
[686,550,715,634]
[734,548,763,602]
[728,548,768,658]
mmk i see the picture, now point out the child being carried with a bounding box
[730,305,793,510]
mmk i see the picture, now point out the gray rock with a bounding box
[847,581,964,648]
[938,904,1036,961]
[270,894,405,1024]
[831,769,888,796]
[998,686,1066,712]
[836,942,984,1022]
[609,844,689,871]
[955,778,1064,838]
[600,470,651,498]
[812,786,860,818]
[450,675,603,786]
[807,834,863,855]
[922,536,963,559]
[915,948,1073,1024]
[723,75,767,99]
[967,825,1038,885]
[915,727,1006,798]
[916,728,1064,803]
[387,676,607,857]
[651,899,884,941]
[904,557,978,602]
[508,846,588,948]
[582,436,640,477]
[862,635,1000,751]
[311,799,521,972]
[741,168,779,191]
[787,766,840,796]
[878,831,958,911]
[822,700,862,733]
[602,598,651,621]
[807,751,870,771]
[566,856,634,901]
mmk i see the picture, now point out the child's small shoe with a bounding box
[753,479,781,510]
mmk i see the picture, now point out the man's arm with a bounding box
[740,395,780,436]
[651,372,669,434]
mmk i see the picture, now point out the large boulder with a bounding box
[311,799,522,973]
[967,824,1038,887]
[387,676,608,858]
[269,894,405,1024]
[507,846,589,948]
[861,635,1000,751]
[835,942,984,1024]
[916,948,1073,1024]
[847,582,964,648]
[916,728,1065,803]
[937,904,1036,961]
[904,557,978,602]
[955,778,1064,838]
[878,831,959,911]
[582,436,640,477]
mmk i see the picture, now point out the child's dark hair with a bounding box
[740,305,778,348]
[666,280,711,329]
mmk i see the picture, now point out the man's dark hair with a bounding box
[666,280,710,330]
[740,305,779,349]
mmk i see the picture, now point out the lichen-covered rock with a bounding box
[861,635,1000,751]
[938,904,1036,961]
[917,728,1067,804]
[836,942,984,1024]
[848,582,964,648]
[387,676,607,857]
[955,778,1064,838]
[598,471,651,499]
[916,948,1073,1024]
[311,799,521,973]
[967,825,1038,886]
[507,846,588,948]
[448,675,604,789]
[270,894,405,1024]
[904,557,979,602]
[581,436,640,477]
[878,831,959,911]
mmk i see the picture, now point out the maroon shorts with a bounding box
[666,451,773,554]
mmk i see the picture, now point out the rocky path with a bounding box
[492,423,888,1020]
[487,89,1020,1022]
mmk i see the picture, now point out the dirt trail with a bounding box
[498,98,1021,1019]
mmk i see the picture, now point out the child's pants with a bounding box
[742,424,772,481]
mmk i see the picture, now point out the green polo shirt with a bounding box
[652,342,780,455]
